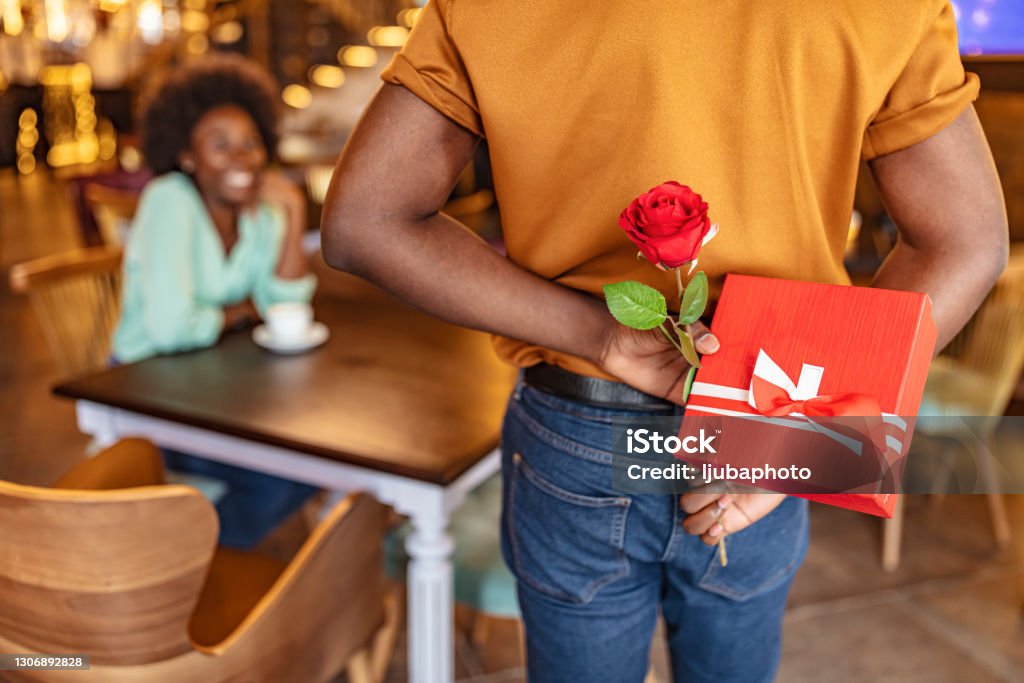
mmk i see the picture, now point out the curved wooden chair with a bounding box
[83,183,140,247]
[882,265,1024,570]
[9,246,123,378]
[0,439,395,683]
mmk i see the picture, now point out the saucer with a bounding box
[253,322,329,354]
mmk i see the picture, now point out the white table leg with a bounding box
[405,511,456,683]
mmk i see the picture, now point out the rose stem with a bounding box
[718,538,728,566]
[674,267,684,302]
[658,323,685,354]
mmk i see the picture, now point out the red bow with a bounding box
[751,375,883,418]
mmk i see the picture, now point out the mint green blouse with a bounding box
[112,173,316,363]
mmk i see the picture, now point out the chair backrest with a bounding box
[944,266,1024,414]
[9,245,123,377]
[84,183,140,247]
[0,480,218,665]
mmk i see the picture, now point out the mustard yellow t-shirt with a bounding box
[381,0,978,380]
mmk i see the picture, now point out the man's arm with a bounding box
[685,106,1008,545]
[321,83,713,402]
[869,105,1008,350]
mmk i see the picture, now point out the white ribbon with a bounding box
[688,348,907,456]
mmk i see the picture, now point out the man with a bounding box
[322,1,1007,680]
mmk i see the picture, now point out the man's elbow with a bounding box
[978,214,1010,283]
[320,194,364,273]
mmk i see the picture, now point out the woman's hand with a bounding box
[259,170,311,279]
[259,170,307,233]
[222,299,260,331]
[599,321,719,406]
[680,484,787,545]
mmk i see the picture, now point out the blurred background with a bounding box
[1,1,1023,682]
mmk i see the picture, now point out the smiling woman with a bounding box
[110,55,319,550]
[115,54,315,364]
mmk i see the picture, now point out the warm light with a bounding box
[97,119,117,161]
[309,65,345,88]
[397,8,421,28]
[305,165,334,205]
[181,8,208,32]
[16,107,36,175]
[40,65,100,167]
[2,0,24,36]
[16,154,35,174]
[70,62,91,87]
[18,128,39,147]
[281,84,312,109]
[40,63,92,88]
[136,0,163,44]
[67,9,95,46]
[367,25,408,47]
[337,45,377,68]
[98,0,127,11]
[183,0,205,10]
[119,145,142,172]
[211,19,243,43]
[44,0,69,42]
[186,32,208,54]
[47,145,74,167]
[163,9,180,34]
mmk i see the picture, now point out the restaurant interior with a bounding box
[1,1,1023,682]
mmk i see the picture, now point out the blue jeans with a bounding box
[500,382,809,682]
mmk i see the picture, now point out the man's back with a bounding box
[382,0,979,376]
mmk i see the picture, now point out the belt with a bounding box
[522,363,675,411]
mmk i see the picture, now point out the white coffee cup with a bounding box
[265,302,313,342]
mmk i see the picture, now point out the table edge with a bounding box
[52,383,499,486]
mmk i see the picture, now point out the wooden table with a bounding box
[54,272,518,683]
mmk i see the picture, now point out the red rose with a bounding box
[618,181,715,269]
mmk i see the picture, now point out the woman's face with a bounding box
[180,104,268,207]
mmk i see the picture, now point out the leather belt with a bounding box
[522,363,675,411]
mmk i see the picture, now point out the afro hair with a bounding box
[137,53,281,175]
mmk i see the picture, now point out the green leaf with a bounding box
[682,365,698,403]
[678,271,708,325]
[602,281,667,330]
[678,330,702,368]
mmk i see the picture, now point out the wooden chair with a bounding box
[881,265,1024,570]
[83,183,140,247]
[9,246,123,378]
[0,438,396,683]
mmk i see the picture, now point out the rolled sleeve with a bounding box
[862,1,980,160]
[380,0,484,137]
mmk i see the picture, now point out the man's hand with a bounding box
[680,483,787,545]
[600,321,720,406]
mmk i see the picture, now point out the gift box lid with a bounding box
[688,275,937,417]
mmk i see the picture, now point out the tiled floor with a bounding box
[2,170,1022,683]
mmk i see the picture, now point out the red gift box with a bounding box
[681,275,937,517]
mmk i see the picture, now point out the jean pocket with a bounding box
[507,452,631,605]
[697,496,809,601]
